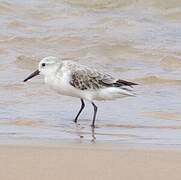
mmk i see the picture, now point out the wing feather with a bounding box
[68,62,137,90]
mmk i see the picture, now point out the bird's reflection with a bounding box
[91,127,96,143]
[75,123,96,143]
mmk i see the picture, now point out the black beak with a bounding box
[23,69,40,82]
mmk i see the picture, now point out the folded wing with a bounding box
[69,66,137,91]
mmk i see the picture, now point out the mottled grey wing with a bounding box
[69,68,116,90]
[69,68,138,90]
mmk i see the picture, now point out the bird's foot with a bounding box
[73,119,78,123]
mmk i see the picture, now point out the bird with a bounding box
[23,56,138,128]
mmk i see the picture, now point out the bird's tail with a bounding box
[118,88,135,97]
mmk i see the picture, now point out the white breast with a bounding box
[44,69,82,99]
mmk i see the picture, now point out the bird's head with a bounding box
[23,56,60,82]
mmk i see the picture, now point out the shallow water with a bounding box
[0,0,181,147]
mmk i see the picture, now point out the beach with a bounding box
[0,143,181,180]
[0,0,181,179]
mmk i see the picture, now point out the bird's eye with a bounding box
[42,63,46,67]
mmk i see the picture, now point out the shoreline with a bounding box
[0,137,181,151]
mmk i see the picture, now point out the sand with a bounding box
[0,144,181,180]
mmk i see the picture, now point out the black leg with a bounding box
[91,102,97,128]
[74,98,85,123]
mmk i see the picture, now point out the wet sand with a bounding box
[0,144,181,180]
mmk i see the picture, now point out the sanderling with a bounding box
[23,56,138,128]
